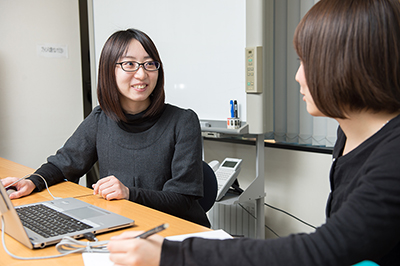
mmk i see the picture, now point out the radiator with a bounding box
[208,202,256,238]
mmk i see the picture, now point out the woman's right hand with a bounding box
[1,177,36,199]
[108,231,164,266]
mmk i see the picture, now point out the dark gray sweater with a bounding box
[29,104,210,227]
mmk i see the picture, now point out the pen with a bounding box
[135,223,169,239]
[234,100,238,118]
[230,100,234,118]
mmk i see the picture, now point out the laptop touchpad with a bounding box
[65,207,107,219]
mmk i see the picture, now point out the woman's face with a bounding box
[295,62,324,117]
[115,39,159,114]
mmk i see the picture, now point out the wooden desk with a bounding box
[0,158,210,266]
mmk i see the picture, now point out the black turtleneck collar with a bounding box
[117,104,166,133]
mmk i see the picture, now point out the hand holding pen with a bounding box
[134,223,169,239]
[107,224,168,266]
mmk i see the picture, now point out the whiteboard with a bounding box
[92,0,246,121]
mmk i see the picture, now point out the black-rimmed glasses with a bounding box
[116,61,160,72]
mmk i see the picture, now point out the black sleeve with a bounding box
[129,187,194,215]
[160,238,285,266]
[128,187,210,227]
[28,162,66,192]
[160,234,347,266]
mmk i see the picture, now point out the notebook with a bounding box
[0,182,135,249]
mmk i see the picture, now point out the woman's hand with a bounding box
[92,175,130,200]
[107,231,164,266]
[1,177,36,199]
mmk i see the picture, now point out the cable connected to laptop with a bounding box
[1,215,111,259]
[5,173,61,200]
[1,173,162,260]
[2,217,168,260]
[1,174,112,259]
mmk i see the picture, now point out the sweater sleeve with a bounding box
[45,110,99,180]
[28,162,66,192]
[160,237,300,266]
[161,108,204,198]
[28,107,100,190]
[128,187,210,228]
[128,187,194,214]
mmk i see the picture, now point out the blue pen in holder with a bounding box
[227,100,240,129]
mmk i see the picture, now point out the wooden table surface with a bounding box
[0,157,210,266]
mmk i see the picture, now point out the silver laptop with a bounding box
[0,182,135,249]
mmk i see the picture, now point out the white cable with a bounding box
[56,236,109,254]
[1,215,67,259]
[6,173,60,200]
[31,173,61,200]
[2,174,110,259]
[1,215,110,260]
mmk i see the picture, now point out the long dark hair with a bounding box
[97,28,165,122]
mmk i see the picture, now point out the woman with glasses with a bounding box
[107,0,400,265]
[2,29,210,228]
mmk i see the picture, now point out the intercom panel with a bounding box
[245,46,263,94]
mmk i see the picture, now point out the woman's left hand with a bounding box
[92,175,130,200]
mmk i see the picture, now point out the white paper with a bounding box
[82,230,232,266]
[165,229,233,241]
[82,252,113,266]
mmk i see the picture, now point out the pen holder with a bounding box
[227,118,241,129]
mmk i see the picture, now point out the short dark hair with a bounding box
[97,28,165,122]
[293,0,400,118]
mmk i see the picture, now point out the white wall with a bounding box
[0,0,84,170]
[203,140,332,238]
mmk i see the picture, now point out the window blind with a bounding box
[270,0,338,147]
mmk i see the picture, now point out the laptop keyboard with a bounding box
[16,204,93,238]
